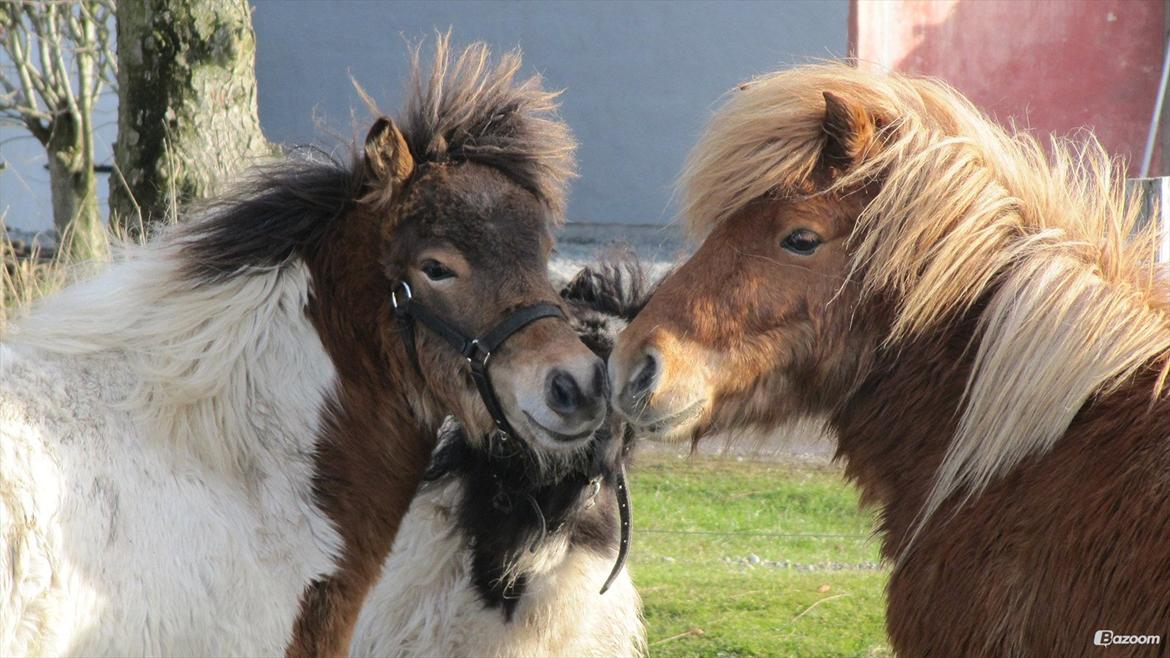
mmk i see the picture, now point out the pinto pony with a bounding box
[0,37,605,657]
[351,260,648,657]
[610,63,1170,656]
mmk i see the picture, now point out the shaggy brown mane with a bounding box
[398,32,577,216]
[175,33,575,286]
[681,63,1170,531]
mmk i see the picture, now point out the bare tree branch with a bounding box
[0,0,117,257]
[4,18,46,111]
[28,7,63,99]
[45,6,82,123]
[0,76,53,142]
[85,1,114,100]
[30,23,63,109]
[0,2,114,126]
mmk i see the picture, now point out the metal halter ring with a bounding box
[463,338,491,367]
[583,476,602,510]
[393,284,565,447]
[391,281,413,310]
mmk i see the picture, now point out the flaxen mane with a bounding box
[681,63,1170,529]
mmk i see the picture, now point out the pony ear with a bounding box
[821,91,878,171]
[363,116,415,200]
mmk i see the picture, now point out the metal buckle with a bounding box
[390,281,412,309]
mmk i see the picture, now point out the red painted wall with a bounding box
[850,0,1167,175]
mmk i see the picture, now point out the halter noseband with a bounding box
[391,279,631,595]
[391,280,564,441]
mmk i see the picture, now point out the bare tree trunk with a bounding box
[46,113,102,258]
[0,0,114,259]
[110,0,270,232]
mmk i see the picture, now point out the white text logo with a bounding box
[1094,630,1162,647]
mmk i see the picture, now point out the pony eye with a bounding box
[781,229,822,256]
[420,259,456,281]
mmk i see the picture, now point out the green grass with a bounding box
[628,454,891,657]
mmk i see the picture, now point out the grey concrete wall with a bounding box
[252,0,847,225]
[1,1,846,231]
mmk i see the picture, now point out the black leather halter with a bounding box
[391,279,631,595]
[392,280,564,441]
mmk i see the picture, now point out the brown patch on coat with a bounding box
[834,310,1170,657]
[283,199,435,658]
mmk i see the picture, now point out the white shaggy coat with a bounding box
[350,442,644,658]
[0,249,342,656]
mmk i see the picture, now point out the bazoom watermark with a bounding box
[1094,630,1163,647]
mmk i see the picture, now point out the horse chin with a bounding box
[516,412,597,454]
[628,399,708,443]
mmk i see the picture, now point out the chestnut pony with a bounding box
[1,37,603,657]
[611,63,1170,657]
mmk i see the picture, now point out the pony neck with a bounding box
[286,208,439,658]
[830,295,1170,564]
[828,315,978,560]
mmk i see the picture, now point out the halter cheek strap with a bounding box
[391,280,564,441]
